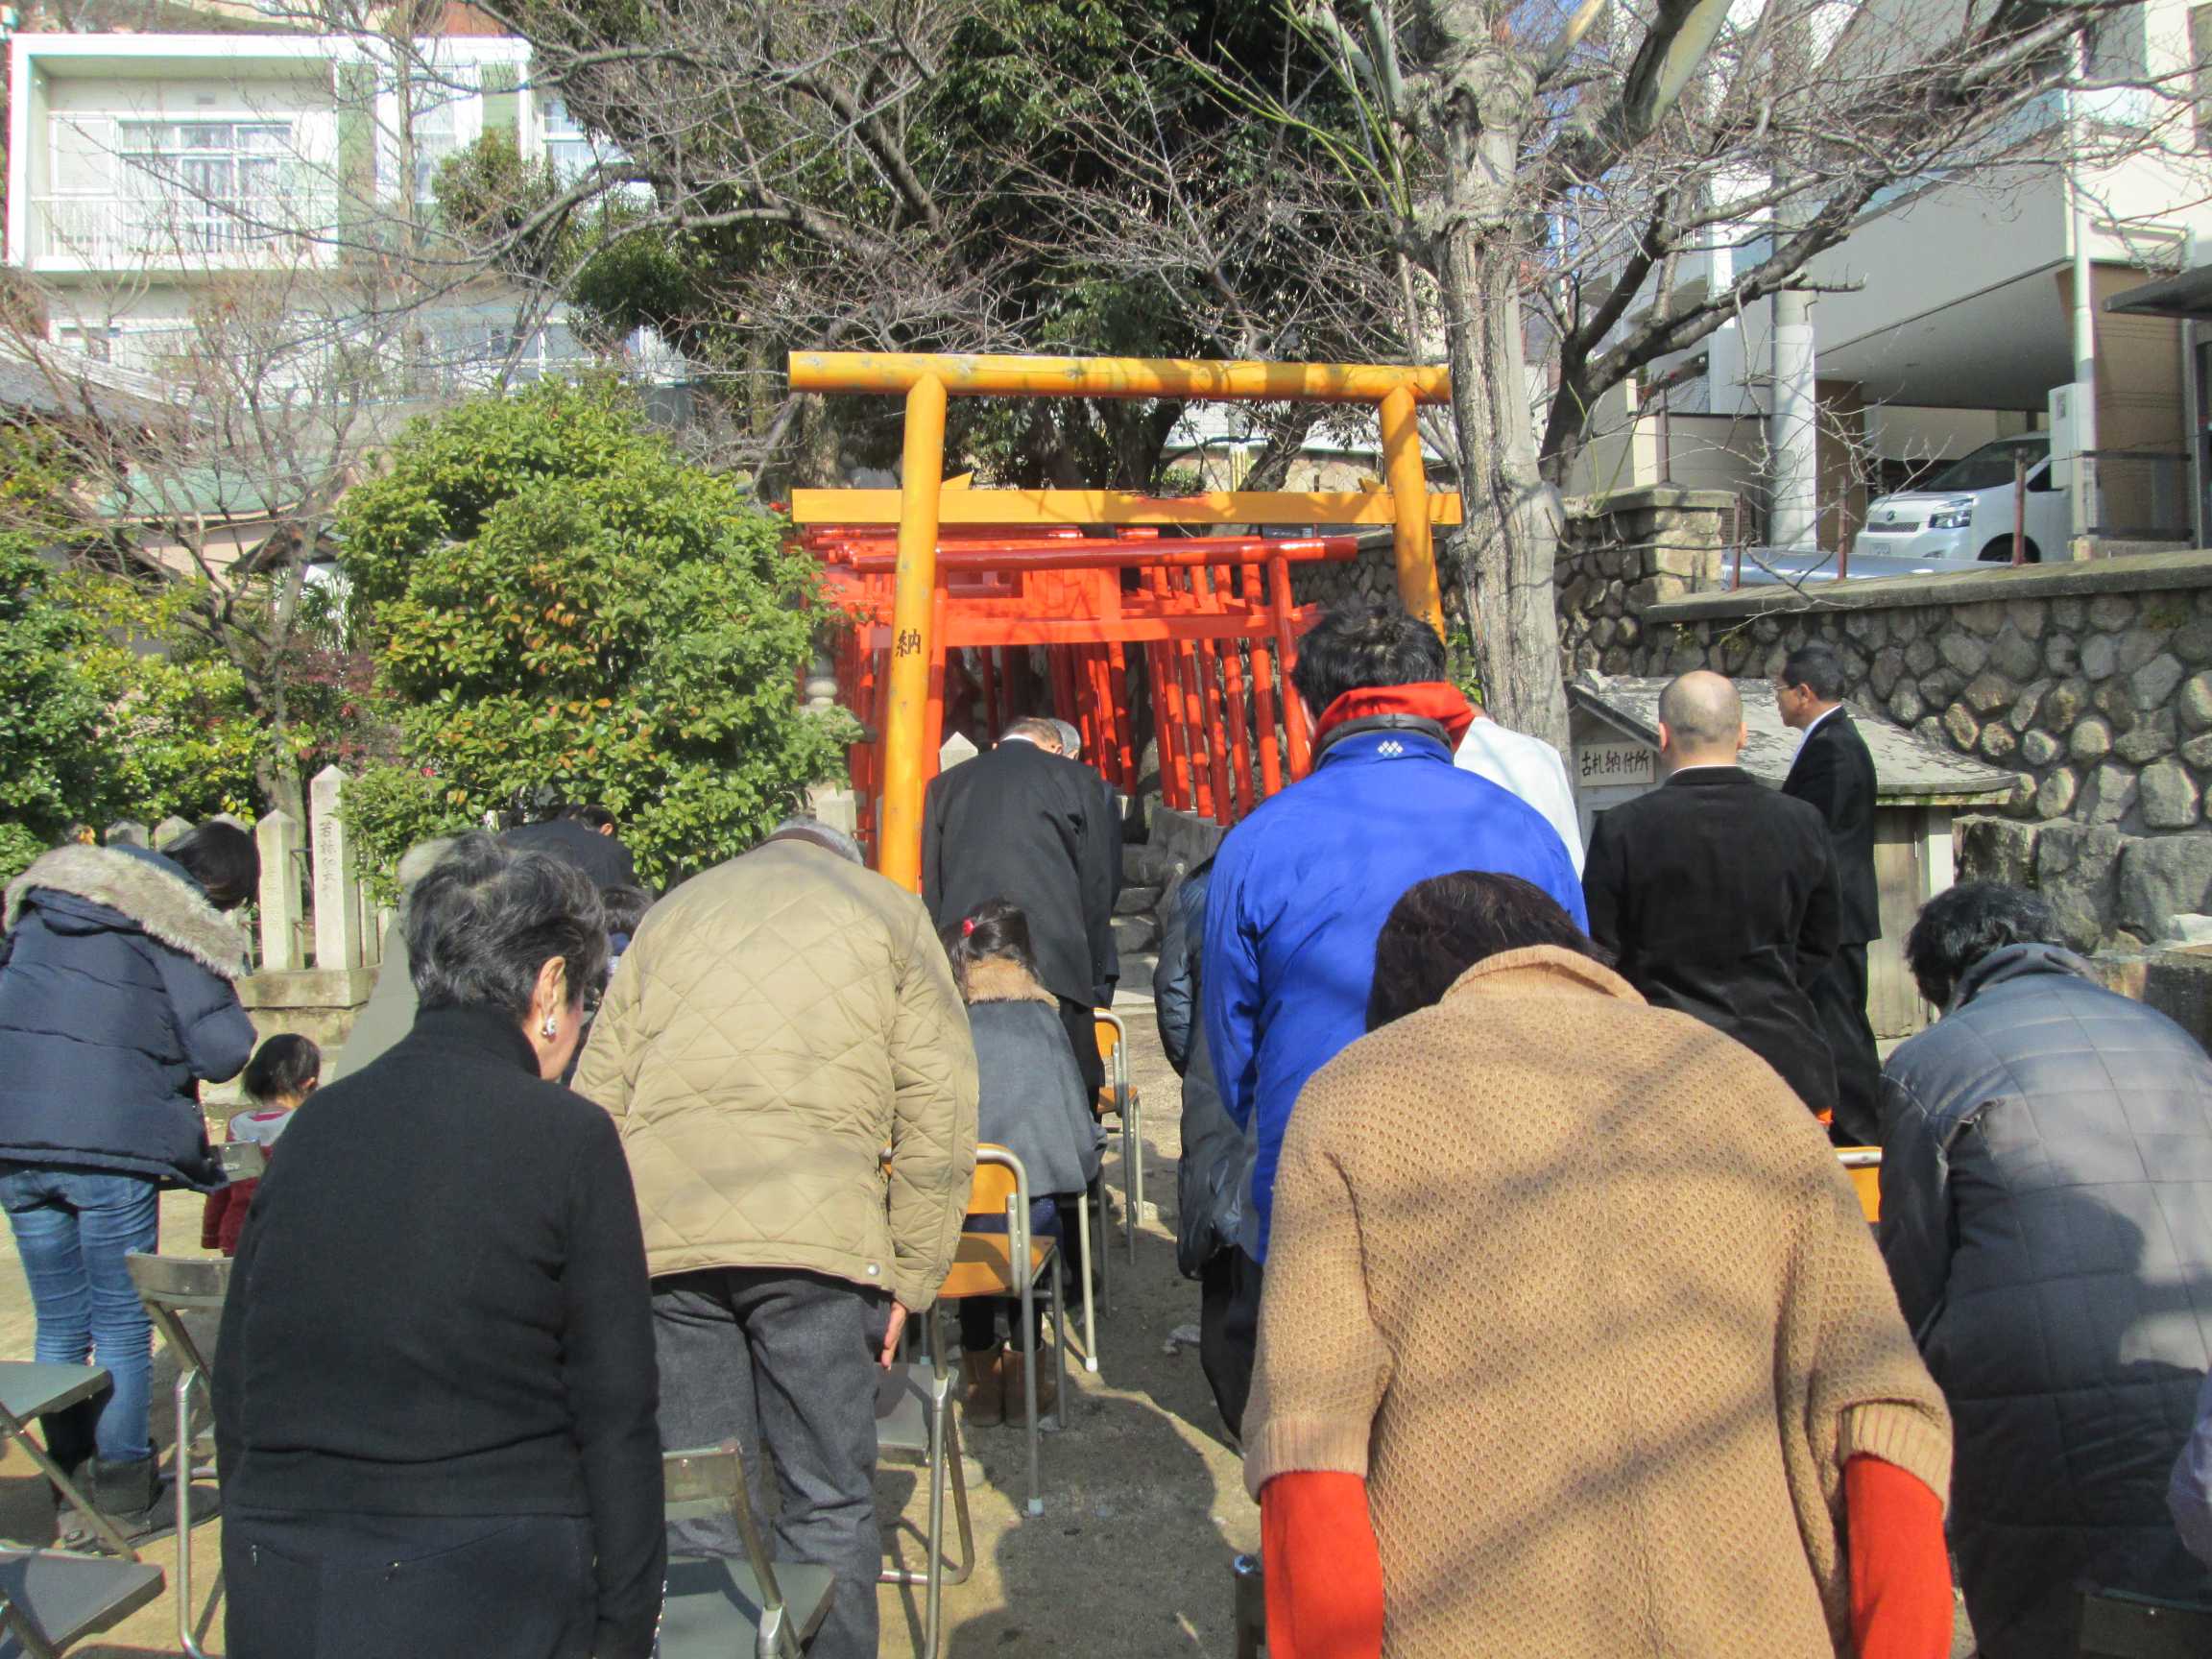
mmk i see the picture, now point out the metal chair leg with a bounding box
[920,1360,946,1659]
[1075,1185,1099,1374]
[175,1364,210,1658]
[0,1400,136,1562]
[1123,1106,1140,1263]
[1049,1251,1070,1435]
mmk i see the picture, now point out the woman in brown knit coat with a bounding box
[1245,873,1957,1659]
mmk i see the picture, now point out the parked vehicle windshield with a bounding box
[1923,438,2047,493]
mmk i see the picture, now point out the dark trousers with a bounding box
[1199,1249,1262,1443]
[653,1267,888,1659]
[224,1509,593,1659]
[1057,995,1107,1105]
[1813,942,1883,1145]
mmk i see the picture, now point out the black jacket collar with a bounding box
[1663,765,1754,788]
[405,1004,543,1075]
[1310,712,1453,763]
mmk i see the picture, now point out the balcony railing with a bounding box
[31,193,335,270]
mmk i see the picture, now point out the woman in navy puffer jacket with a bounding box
[0,824,257,1535]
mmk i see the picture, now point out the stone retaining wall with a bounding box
[1597,550,2212,839]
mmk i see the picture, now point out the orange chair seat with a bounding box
[1838,1148,1882,1224]
[1094,1084,1140,1121]
[937,1232,1054,1301]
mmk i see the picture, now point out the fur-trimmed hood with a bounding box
[6,844,251,979]
[961,955,1057,1007]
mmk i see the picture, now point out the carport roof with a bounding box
[2104,264,2212,322]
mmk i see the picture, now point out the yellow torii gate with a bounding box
[786,350,1458,889]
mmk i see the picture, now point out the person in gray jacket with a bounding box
[1880,882,2212,1657]
[1151,858,1250,1440]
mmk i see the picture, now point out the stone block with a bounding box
[2174,619,2212,664]
[1963,672,2013,714]
[2006,601,2047,641]
[2118,630,2167,677]
[2036,821,2127,950]
[1615,616,1641,647]
[2184,733,2212,771]
[1942,703,1980,752]
[2035,766,2080,819]
[1938,633,1988,676]
[2021,730,2061,768]
[2131,652,2187,711]
[2117,832,2212,938]
[1904,638,1938,676]
[2082,762,2140,830]
[2094,682,2141,734]
[1958,814,2038,887]
[1648,544,1710,579]
[2080,633,2120,681]
[1987,626,2042,682]
[2008,679,2051,733]
[2115,709,2177,765]
[2090,593,2137,632]
[1111,912,1160,956]
[1888,685,1926,726]
[2070,718,2112,763]
[1870,647,1904,701]
[2141,759,2202,830]
[2181,671,2212,733]
[1114,885,1162,917]
[2041,678,2088,733]
[2044,632,2080,677]
[2052,597,2088,631]
[1956,601,2007,637]
[1914,715,1947,748]
[1981,724,2018,762]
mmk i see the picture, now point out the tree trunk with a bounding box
[1437,214,1571,752]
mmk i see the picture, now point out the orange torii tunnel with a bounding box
[787,351,1461,888]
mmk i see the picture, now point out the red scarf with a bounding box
[1311,683,1478,749]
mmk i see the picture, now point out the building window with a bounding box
[116,120,292,252]
[541,97,616,183]
[55,324,117,363]
[409,71,469,204]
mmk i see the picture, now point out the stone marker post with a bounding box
[105,819,148,849]
[939,731,979,771]
[256,810,305,972]
[154,815,193,850]
[310,766,362,970]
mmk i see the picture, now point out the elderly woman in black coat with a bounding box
[0,822,259,1534]
[215,833,663,1659]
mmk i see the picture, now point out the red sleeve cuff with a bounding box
[1846,1454,1953,1659]
[1260,1471,1384,1659]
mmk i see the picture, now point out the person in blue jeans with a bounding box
[0,822,258,1537]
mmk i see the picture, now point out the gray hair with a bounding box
[396,835,458,892]
[768,816,865,866]
[1049,718,1083,760]
[1003,716,1062,751]
[405,831,608,1019]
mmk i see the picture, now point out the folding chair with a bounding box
[2077,1586,2212,1658]
[1094,1009,1143,1265]
[874,1341,973,1659]
[0,1547,164,1659]
[1837,1148,1881,1225]
[123,1255,229,1659]
[659,1442,833,1659]
[1232,1552,1265,1659]
[0,1365,137,1562]
[933,1146,1070,1516]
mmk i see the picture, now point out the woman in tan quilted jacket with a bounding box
[1246,872,1957,1659]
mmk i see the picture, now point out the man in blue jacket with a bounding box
[1199,604,1584,1432]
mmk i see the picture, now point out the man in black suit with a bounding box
[1776,644,1884,1145]
[924,715,1122,1098]
[1582,671,1841,1116]
[501,804,639,893]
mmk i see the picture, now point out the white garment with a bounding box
[1453,717,1585,875]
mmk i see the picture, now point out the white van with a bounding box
[1852,434,2065,565]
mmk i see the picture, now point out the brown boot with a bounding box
[1002,1343,1058,1425]
[960,1347,1005,1428]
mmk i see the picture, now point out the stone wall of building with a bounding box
[1556,486,1738,678]
[1591,550,2212,840]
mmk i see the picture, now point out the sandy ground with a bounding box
[0,971,1971,1656]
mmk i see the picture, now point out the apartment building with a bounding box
[1565,0,2212,557]
[5,28,640,395]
